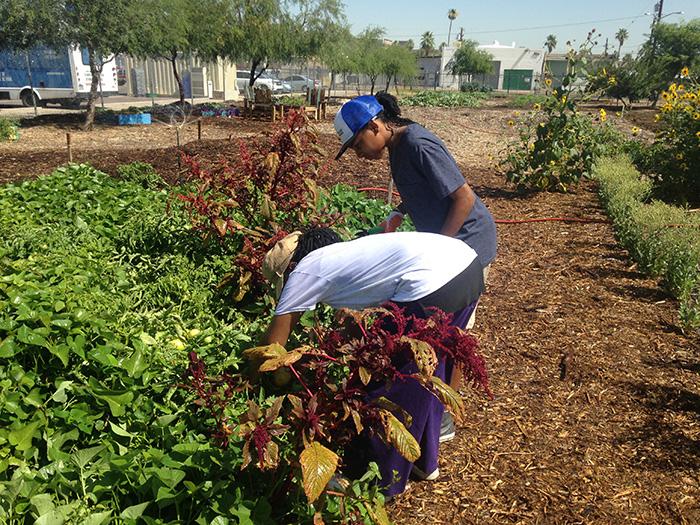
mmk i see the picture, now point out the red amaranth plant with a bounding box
[176,109,325,239]
[183,304,491,503]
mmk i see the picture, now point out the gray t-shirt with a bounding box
[389,124,497,267]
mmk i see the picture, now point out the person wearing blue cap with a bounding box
[334,91,497,442]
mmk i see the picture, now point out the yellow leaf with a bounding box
[379,409,421,462]
[233,270,252,302]
[400,336,437,377]
[243,343,287,361]
[430,376,465,423]
[358,366,371,385]
[365,497,392,525]
[258,350,303,372]
[300,441,339,502]
[264,152,281,176]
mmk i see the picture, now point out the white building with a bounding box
[440,40,545,92]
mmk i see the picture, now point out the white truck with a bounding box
[0,45,118,107]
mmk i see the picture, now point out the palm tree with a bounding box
[544,34,557,54]
[420,31,435,56]
[541,34,557,88]
[615,27,629,56]
[447,9,458,45]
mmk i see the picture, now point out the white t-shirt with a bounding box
[275,232,478,315]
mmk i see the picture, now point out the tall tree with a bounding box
[450,39,492,85]
[615,27,629,56]
[380,43,418,92]
[420,31,435,56]
[131,0,226,106]
[354,27,386,94]
[222,0,344,88]
[60,0,139,130]
[638,19,700,104]
[447,9,458,45]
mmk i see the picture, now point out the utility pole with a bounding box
[458,27,465,42]
[604,38,609,56]
[655,0,664,25]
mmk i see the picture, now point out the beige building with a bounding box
[116,54,239,101]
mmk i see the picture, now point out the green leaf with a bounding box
[300,441,339,503]
[9,420,41,451]
[88,377,134,417]
[30,493,55,516]
[155,467,186,489]
[34,510,64,525]
[0,336,17,357]
[109,421,135,438]
[16,324,48,347]
[51,380,74,403]
[71,445,104,469]
[139,332,157,346]
[120,502,150,519]
[48,343,70,367]
[379,409,421,462]
[121,347,148,378]
[81,511,112,525]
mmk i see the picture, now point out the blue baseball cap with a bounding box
[334,95,383,159]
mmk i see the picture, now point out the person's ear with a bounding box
[366,119,380,134]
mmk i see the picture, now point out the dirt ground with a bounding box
[1,103,698,524]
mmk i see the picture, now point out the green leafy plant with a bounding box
[594,155,700,329]
[400,90,487,108]
[0,117,19,142]
[116,161,164,189]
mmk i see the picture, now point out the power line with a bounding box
[385,14,650,40]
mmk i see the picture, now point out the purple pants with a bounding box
[346,300,477,497]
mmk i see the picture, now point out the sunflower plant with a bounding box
[647,67,700,196]
[500,31,622,191]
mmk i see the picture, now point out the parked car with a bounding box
[236,70,291,94]
[282,74,319,92]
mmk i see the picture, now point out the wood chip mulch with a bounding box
[0,106,698,524]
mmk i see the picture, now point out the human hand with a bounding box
[379,210,404,233]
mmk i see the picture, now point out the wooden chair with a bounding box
[244,85,280,121]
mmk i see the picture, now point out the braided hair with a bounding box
[284,227,342,282]
[375,91,416,127]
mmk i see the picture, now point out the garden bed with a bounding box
[0,106,698,523]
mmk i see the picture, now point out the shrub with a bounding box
[116,161,164,189]
[594,155,700,329]
[506,93,548,108]
[400,90,487,108]
[0,117,19,142]
[460,82,492,93]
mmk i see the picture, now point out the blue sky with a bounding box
[343,0,699,53]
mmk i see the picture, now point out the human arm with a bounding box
[261,311,304,347]
[440,183,476,237]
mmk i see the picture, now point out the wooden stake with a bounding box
[66,133,72,162]
[176,128,181,171]
[197,119,202,141]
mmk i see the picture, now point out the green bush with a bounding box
[0,117,19,142]
[460,82,492,93]
[400,90,487,108]
[506,93,548,108]
[116,161,164,189]
[594,155,700,329]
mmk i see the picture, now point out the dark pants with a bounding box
[347,259,483,497]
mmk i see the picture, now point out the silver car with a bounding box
[236,71,291,94]
[282,74,319,92]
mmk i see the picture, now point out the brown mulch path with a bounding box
[1,106,698,524]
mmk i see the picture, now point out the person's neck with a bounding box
[386,125,408,151]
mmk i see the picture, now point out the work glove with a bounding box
[379,210,404,233]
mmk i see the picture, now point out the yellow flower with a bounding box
[669,83,677,92]
[529,143,535,151]
[507,119,515,127]
[615,111,621,117]
[599,108,607,122]
[549,160,556,166]
[514,111,520,117]
[694,113,700,120]
[654,114,661,122]
[680,162,688,171]
[696,131,700,140]
[545,78,552,87]
[678,84,685,91]
[681,66,689,78]
[631,126,640,136]
[561,95,567,104]
[608,76,617,86]
[533,103,541,111]
[676,153,684,160]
